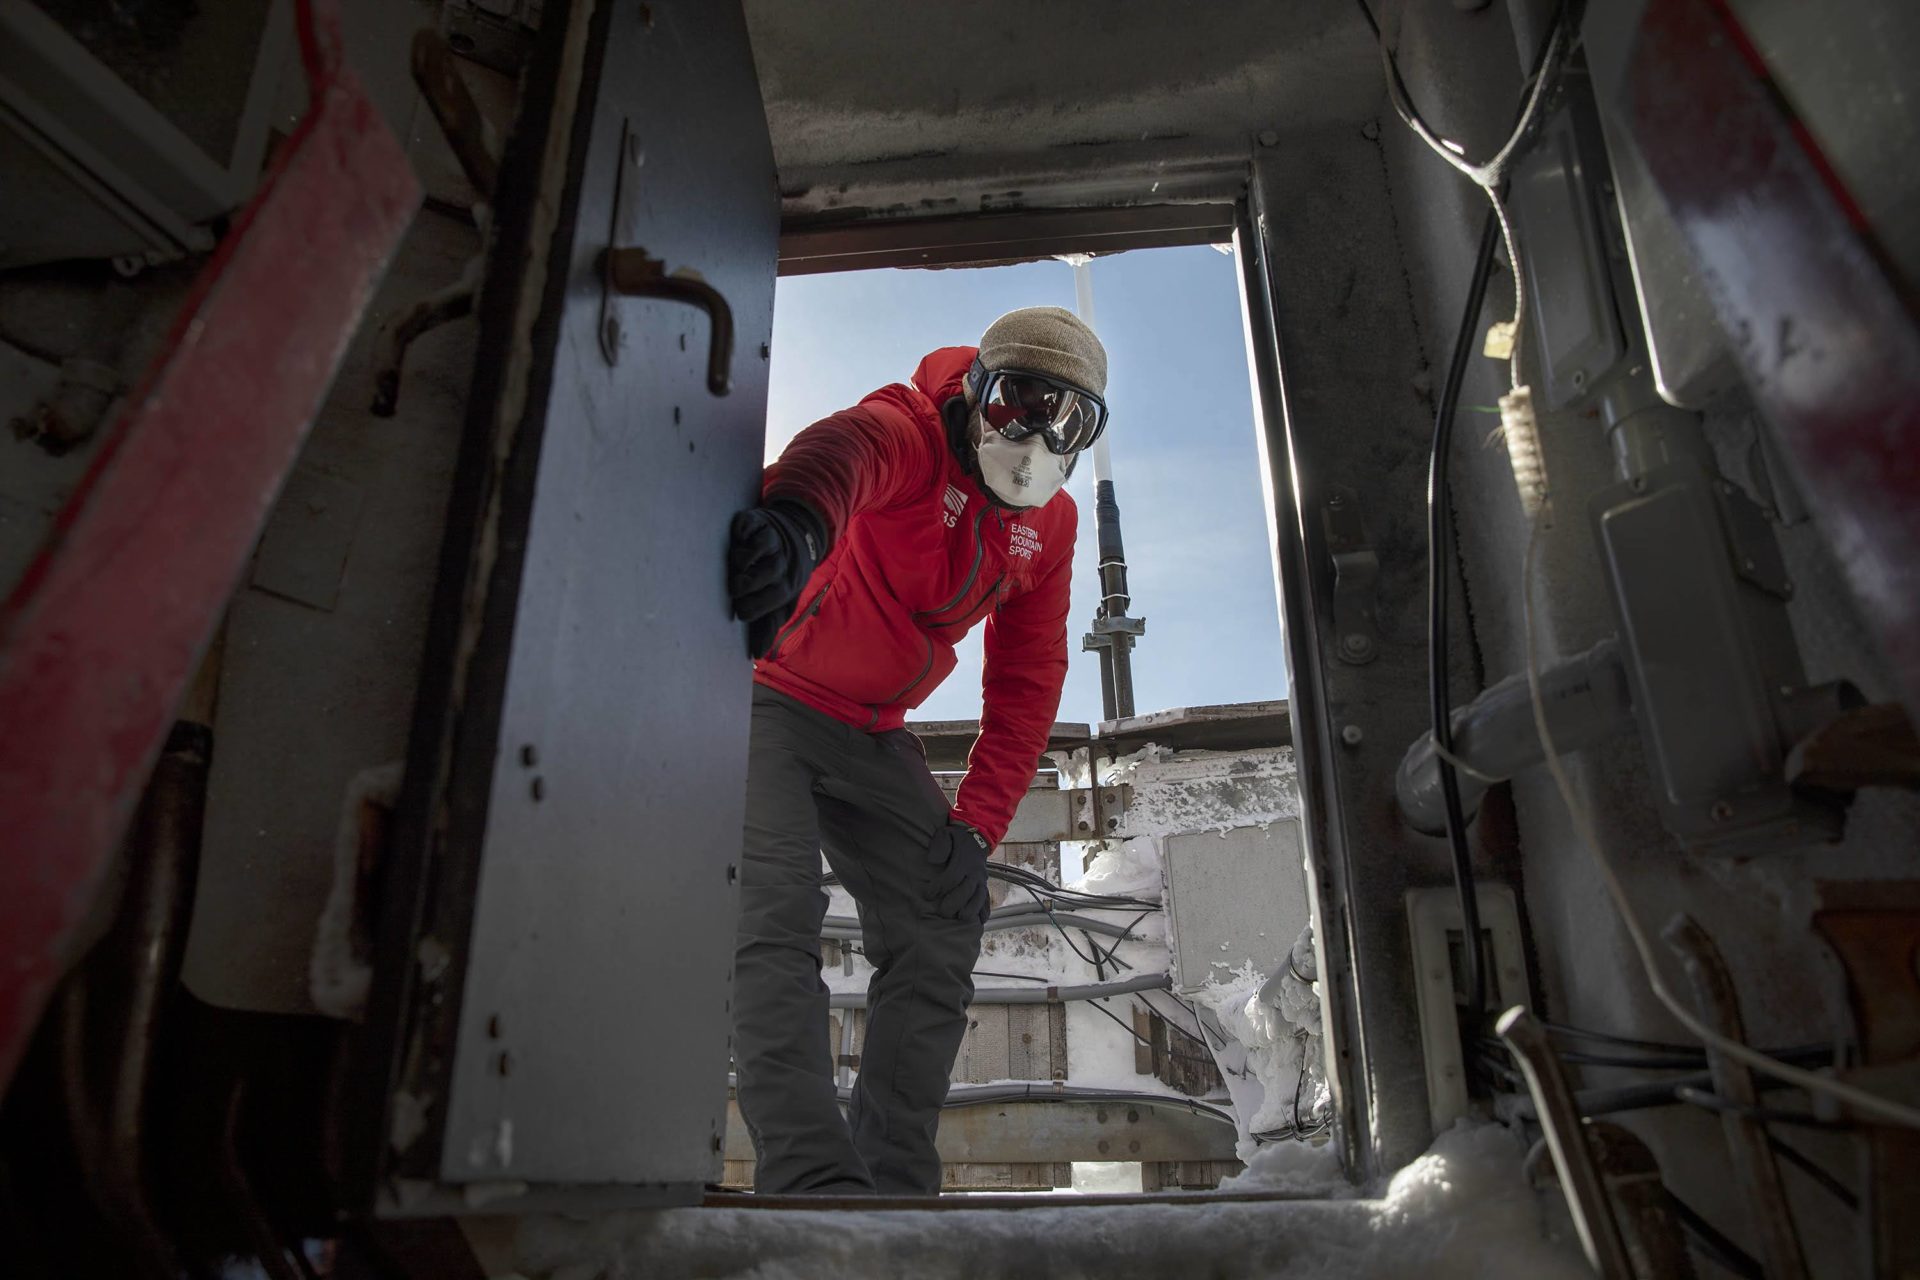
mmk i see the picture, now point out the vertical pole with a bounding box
[1066,255,1143,723]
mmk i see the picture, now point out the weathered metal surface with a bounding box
[723,1097,1236,1165]
[1497,1008,1634,1280]
[0,0,418,1092]
[1810,884,1920,1277]
[1623,0,1920,719]
[1096,701,1293,756]
[361,0,778,1195]
[1663,914,1807,1280]
[1163,821,1308,993]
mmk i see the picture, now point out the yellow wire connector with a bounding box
[1483,319,1516,361]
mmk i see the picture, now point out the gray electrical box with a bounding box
[1164,820,1310,993]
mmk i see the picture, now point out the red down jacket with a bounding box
[755,345,1077,846]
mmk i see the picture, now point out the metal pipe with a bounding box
[1396,638,1633,834]
[820,911,1136,942]
[1663,914,1808,1280]
[1496,1007,1636,1279]
[1066,254,1141,720]
[826,972,1169,1009]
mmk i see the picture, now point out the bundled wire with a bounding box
[1360,0,1573,1054]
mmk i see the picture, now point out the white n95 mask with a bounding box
[975,428,1073,509]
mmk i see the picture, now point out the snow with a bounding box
[1193,926,1330,1158]
[512,1120,1590,1280]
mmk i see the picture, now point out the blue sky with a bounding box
[766,245,1285,727]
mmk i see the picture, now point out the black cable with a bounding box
[1085,997,1221,1070]
[1768,1134,1859,1211]
[1544,1021,1836,1066]
[1558,1049,1727,1071]
[1674,1086,1855,1132]
[1402,0,1574,1068]
[1667,1192,1765,1280]
[1542,1020,1702,1056]
[1429,210,1503,1035]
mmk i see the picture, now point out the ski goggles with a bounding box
[968,361,1109,456]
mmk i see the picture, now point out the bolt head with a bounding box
[1360,120,1381,141]
[1341,724,1364,746]
[1258,129,1280,147]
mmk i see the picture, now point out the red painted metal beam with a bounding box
[1626,0,1920,716]
[0,0,419,1089]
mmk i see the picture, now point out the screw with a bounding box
[1258,129,1280,147]
[760,342,771,360]
[1339,633,1373,660]
[1571,369,1587,390]
[530,776,545,802]
[1106,816,1119,830]
[712,1134,723,1153]
[520,744,538,767]
[1341,724,1364,747]
[1359,120,1380,141]
[727,863,738,884]
[1710,800,1734,823]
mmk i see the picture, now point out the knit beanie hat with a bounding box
[971,306,1108,401]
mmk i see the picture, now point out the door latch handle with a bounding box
[601,247,733,396]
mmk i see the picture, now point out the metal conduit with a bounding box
[825,972,1170,1009]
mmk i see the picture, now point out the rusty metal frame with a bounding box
[0,0,420,1091]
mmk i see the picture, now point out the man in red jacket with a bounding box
[725,306,1108,1195]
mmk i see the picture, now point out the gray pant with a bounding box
[732,686,985,1195]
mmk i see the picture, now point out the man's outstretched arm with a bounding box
[953,533,1075,847]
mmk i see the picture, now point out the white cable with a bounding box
[1388,19,1566,191]
[1520,510,1920,1131]
[1488,188,1525,389]
[1381,16,1561,390]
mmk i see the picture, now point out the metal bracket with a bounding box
[597,118,733,395]
[1070,784,1132,840]
[1497,1008,1635,1279]
[1322,486,1379,665]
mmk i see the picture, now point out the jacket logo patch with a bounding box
[1009,522,1042,561]
[941,482,967,529]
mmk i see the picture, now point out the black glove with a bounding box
[925,818,993,923]
[727,500,826,658]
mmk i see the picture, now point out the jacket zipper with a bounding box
[914,505,989,624]
[764,582,829,661]
[882,635,937,704]
[926,576,1003,631]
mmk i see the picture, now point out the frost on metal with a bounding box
[513,1120,1589,1279]
[1094,743,1326,1157]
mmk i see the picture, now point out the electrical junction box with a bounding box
[1406,885,1531,1134]
[1163,819,1310,994]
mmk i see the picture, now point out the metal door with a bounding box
[358,0,776,1204]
